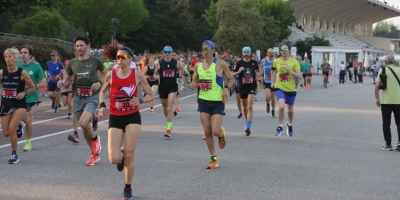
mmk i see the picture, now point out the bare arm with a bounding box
[154,62,160,76]
[20,70,36,100]
[177,61,184,77]
[290,69,303,79]
[221,60,234,89]
[136,70,154,104]
[98,71,111,118]
[36,78,47,88]
[375,79,381,107]
[189,63,199,90]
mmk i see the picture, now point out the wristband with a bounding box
[100,102,106,108]
[139,98,144,104]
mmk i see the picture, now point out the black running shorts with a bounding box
[109,112,141,132]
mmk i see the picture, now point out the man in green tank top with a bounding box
[190,40,234,169]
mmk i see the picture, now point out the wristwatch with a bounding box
[139,98,144,104]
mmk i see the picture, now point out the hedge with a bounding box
[0,37,75,70]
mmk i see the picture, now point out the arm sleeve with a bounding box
[38,65,46,80]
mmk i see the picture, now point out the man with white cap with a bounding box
[232,46,259,136]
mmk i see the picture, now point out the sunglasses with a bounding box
[116,54,131,60]
[202,47,212,52]
[164,51,172,54]
[281,48,289,52]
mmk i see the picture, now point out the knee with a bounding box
[3,128,9,137]
[204,127,212,135]
[124,152,135,166]
[166,107,172,114]
[287,107,294,113]
[78,119,89,128]
[247,105,253,111]
[25,115,33,124]
[7,127,16,137]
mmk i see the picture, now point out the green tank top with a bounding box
[197,58,224,101]
[184,65,189,73]
[301,62,311,74]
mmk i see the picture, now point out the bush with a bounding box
[0,37,74,70]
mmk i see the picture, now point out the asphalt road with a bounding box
[1,75,399,200]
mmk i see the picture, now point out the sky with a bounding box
[376,0,400,27]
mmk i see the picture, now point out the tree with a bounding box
[373,21,400,39]
[171,0,213,20]
[11,6,65,39]
[294,34,330,60]
[65,0,148,47]
[205,1,219,29]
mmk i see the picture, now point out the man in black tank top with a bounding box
[154,46,184,138]
[1,48,36,164]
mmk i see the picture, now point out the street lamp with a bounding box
[110,18,119,44]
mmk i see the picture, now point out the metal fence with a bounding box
[0,32,74,49]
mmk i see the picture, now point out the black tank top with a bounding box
[146,66,155,76]
[0,67,26,115]
[159,59,178,87]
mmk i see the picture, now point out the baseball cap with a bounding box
[50,51,57,56]
[223,52,229,57]
[202,40,215,49]
[242,47,251,53]
[163,46,173,52]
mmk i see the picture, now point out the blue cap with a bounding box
[202,40,215,49]
[242,46,251,53]
[163,46,173,52]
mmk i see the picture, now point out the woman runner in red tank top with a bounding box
[98,46,154,200]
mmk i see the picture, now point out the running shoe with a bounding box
[382,144,393,151]
[51,101,55,109]
[175,107,180,112]
[150,107,154,112]
[68,132,80,143]
[123,188,134,200]
[218,127,227,149]
[286,122,294,137]
[237,113,243,119]
[23,140,32,151]
[16,121,25,138]
[117,148,125,172]
[53,108,59,113]
[275,126,283,136]
[271,110,276,118]
[8,154,19,164]
[245,128,251,136]
[67,114,72,119]
[266,104,270,113]
[396,141,400,151]
[205,157,219,169]
[164,130,171,138]
[254,96,258,101]
[173,111,178,116]
[202,135,206,140]
[92,135,101,155]
[58,105,62,109]
[86,154,100,166]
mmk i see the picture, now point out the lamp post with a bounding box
[110,18,119,44]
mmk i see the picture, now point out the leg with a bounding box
[62,94,68,106]
[8,109,26,151]
[124,124,141,184]
[265,88,271,105]
[166,92,176,122]
[246,94,255,121]
[381,104,392,145]
[24,105,37,140]
[78,111,96,151]
[67,93,73,114]
[241,98,248,119]
[73,113,78,132]
[277,99,285,124]
[287,105,294,124]
[392,105,400,144]
[200,112,214,155]
[53,91,60,107]
[108,128,124,164]
[235,93,242,114]
[160,98,168,118]
[151,85,158,108]
[271,91,276,111]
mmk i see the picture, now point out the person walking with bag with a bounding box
[375,54,400,151]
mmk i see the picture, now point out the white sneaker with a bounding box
[254,96,258,101]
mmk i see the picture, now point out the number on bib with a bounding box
[115,98,135,111]
[199,79,212,91]
[279,74,290,82]
[76,87,92,96]
[2,89,17,98]
[242,77,253,84]
[49,76,58,81]
[266,74,271,80]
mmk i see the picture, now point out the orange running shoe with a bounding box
[86,154,100,166]
[92,135,101,155]
[202,135,206,140]
[218,127,227,149]
[164,130,171,138]
[205,157,219,169]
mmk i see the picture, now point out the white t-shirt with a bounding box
[112,62,136,70]
[340,64,346,70]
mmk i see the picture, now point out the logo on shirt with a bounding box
[86,65,93,68]
[76,72,90,78]
[29,71,33,75]
[244,68,252,77]
[119,85,137,97]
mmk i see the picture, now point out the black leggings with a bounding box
[381,104,400,145]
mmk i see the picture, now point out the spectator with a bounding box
[375,54,400,151]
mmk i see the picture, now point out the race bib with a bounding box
[162,70,175,77]
[279,73,290,82]
[76,86,92,96]
[235,80,240,87]
[199,79,212,91]
[64,85,71,90]
[49,75,58,81]
[148,76,157,82]
[304,70,310,73]
[2,89,17,98]
[115,97,135,111]
[242,77,253,84]
[266,74,271,80]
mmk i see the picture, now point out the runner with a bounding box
[57,36,106,165]
[301,56,312,90]
[46,51,64,113]
[1,47,36,164]
[259,48,276,118]
[232,46,259,136]
[59,60,74,119]
[182,59,190,88]
[16,45,47,151]
[271,44,302,137]
[99,46,154,200]
[144,56,159,112]
[321,58,331,88]
[154,46,184,137]
[190,40,233,169]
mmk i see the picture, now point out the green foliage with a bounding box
[171,0,213,20]
[295,34,330,60]
[0,38,74,69]
[65,0,148,47]
[11,6,65,40]
[205,1,219,29]
[373,21,400,39]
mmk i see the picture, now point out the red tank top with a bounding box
[110,68,139,116]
